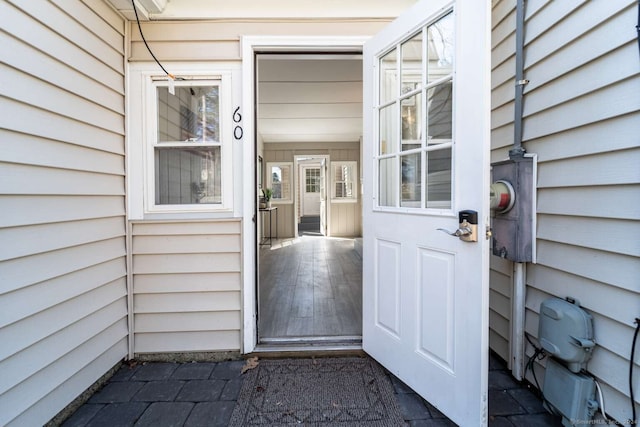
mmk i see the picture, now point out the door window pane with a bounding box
[379,48,397,105]
[401,153,422,207]
[402,92,422,146]
[155,146,221,204]
[379,157,396,207]
[427,13,454,83]
[426,148,452,208]
[379,104,396,155]
[427,81,453,141]
[306,168,320,193]
[401,32,423,91]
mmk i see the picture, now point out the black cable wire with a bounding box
[630,319,639,425]
[524,333,546,397]
[131,0,174,79]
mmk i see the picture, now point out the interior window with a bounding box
[267,162,293,203]
[332,161,358,202]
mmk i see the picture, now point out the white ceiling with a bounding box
[257,55,363,144]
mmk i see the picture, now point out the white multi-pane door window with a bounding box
[376,13,454,210]
[305,168,320,193]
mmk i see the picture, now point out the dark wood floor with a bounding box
[258,236,362,340]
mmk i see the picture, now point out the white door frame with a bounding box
[294,155,330,238]
[241,36,369,353]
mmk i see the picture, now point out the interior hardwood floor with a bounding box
[258,236,362,341]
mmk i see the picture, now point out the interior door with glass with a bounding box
[362,0,490,425]
[319,158,327,236]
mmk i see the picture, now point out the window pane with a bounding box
[427,81,452,141]
[427,13,454,83]
[155,146,221,204]
[379,48,397,105]
[157,86,220,142]
[401,32,423,91]
[379,104,397,155]
[333,163,355,199]
[378,157,396,207]
[401,153,422,207]
[306,168,320,193]
[271,164,291,200]
[427,148,452,208]
[402,92,422,146]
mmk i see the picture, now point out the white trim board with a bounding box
[241,36,368,353]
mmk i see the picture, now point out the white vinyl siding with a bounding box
[0,1,127,426]
[491,0,640,423]
[131,220,242,354]
[129,21,392,62]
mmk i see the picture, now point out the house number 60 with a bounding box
[233,107,243,140]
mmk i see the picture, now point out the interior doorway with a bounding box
[255,53,364,345]
[295,155,328,237]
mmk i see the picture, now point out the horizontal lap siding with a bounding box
[490,0,516,364]
[0,1,127,426]
[492,0,640,423]
[128,20,391,61]
[131,220,242,354]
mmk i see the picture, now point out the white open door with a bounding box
[362,0,490,425]
[319,158,328,236]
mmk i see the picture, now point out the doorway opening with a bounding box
[295,155,328,237]
[255,53,364,346]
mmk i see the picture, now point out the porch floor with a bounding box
[60,352,562,426]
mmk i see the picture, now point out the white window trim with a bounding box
[128,63,241,219]
[266,161,294,204]
[330,161,359,203]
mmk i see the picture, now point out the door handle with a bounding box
[438,223,472,237]
[437,210,478,242]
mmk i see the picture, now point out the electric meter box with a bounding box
[538,298,595,373]
[490,155,536,262]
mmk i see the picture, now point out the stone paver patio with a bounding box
[59,353,561,426]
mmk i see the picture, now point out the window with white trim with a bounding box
[266,162,293,203]
[146,77,233,213]
[331,161,358,202]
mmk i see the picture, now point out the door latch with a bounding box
[437,210,478,242]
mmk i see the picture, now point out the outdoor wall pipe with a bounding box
[510,0,527,381]
[510,0,528,159]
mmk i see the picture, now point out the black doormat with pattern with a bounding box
[228,357,405,426]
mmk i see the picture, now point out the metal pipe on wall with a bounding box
[510,0,527,381]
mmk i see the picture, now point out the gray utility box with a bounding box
[539,298,597,426]
[543,358,598,427]
[491,156,535,262]
[539,298,595,373]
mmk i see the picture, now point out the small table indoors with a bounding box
[259,206,278,246]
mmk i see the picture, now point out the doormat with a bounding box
[228,357,405,426]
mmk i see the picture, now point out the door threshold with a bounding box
[251,335,363,357]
